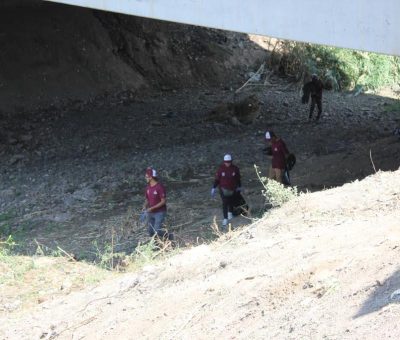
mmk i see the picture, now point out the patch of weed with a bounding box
[254,165,298,209]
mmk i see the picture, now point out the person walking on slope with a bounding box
[265,131,290,184]
[211,154,242,230]
[143,167,173,240]
[302,74,324,121]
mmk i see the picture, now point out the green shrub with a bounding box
[255,165,298,208]
[276,41,400,91]
[262,177,298,208]
[92,239,126,270]
[0,235,16,257]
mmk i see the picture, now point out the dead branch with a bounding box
[370,149,377,173]
[56,246,77,262]
[235,63,265,94]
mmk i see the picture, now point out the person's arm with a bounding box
[211,168,220,197]
[147,198,166,212]
[143,190,149,210]
[213,179,219,188]
[213,168,221,189]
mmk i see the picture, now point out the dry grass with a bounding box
[0,255,112,316]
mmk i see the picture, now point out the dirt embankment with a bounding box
[2,170,400,339]
[0,1,264,115]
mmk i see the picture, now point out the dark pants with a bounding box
[309,96,322,120]
[147,211,172,239]
[220,192,234,219]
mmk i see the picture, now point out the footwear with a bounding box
[222,218,228,227]
[228,212,233,220]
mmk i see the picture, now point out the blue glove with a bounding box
[211,188,216,198]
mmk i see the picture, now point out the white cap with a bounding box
[265,131,271,140]
[145,167,157,177]
[223,154,232,161]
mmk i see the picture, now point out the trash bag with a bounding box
[301,93,310,104]
[286,153,296,171]
[282,168,291,186]
[302,83,311,104]
[232,191,249,216]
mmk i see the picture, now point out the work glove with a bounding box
[211,187,216,198]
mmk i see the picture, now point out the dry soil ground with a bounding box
[0,79,400,339]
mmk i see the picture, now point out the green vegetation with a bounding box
[132,239,179,269]
[275,41,400,91]
[0,211,14,237]
[92,239,126,270]
[0,236,35,285]
[255,165,298,209]
[0,235,16,257]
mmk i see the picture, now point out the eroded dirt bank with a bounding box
[0,1,264,114]
[2,169,400,339]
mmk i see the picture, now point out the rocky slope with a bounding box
[0,1,264,115]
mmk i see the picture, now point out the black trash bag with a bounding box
[282,168,291,186]
[302,83,311,104]
[286,153,296,171]
[232,191,249,216]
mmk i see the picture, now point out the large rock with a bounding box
[206,94,260,125]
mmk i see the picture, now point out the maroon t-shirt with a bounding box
[145,182,166,213]
[271,139,289,169]
[214,164,241,191]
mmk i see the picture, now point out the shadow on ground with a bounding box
[354,269,400,318]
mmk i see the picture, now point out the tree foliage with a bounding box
[274,41,400,91]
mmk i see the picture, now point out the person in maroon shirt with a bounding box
[143,167,172,240]
[265,131,290,183]
[211,154,242,229]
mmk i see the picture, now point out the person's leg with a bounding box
[227,196,234,220]
[309,97,316,120]
[316,97,322,120]
[153,211,167,238]
[147,213,156,237]
[221,193,228,219]
[272,168,283,183]
[269,165,275,180]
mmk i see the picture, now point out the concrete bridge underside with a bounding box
[46,0,400,56]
